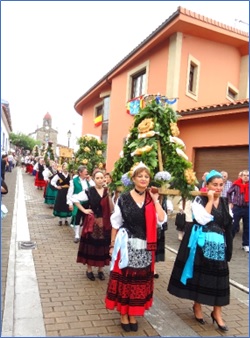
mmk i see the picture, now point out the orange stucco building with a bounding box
[74,6,249,180]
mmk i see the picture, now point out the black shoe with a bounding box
[130,322,138,332]
[58,221,62,226]
[121,323,131,332]
[192,305,205,325]
[154,273,159,279]
[86,271,95,281]
[211,311,228,331]
[98,271,105,280]
[74,238,80,243]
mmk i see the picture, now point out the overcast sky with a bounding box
[1,1,249,147]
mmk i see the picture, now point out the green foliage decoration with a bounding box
[40,143,46,157]
[68,135,107,175]
[32,145,40,157]
[44,141,55,166]
[110,97,198,198]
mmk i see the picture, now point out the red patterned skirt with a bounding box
[77,224,111,267]
[105,252,154,316]
[34,172,46,187]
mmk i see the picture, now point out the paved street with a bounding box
[1,167,249,337]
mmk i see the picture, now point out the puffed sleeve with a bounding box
[50,174,59,188]
[71,190,88,203]
[156,211,167,226]
[110,201,123,230]
[191,196,214,225]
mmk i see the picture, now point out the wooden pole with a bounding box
[157,140,163,172]
[158,187,219,198]
[157,140,164,203]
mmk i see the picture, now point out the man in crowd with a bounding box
[67,165,95,243]
[1,154,9,180]
[227,170,249,252]
[197,171,209,189]
[221,171,232,197]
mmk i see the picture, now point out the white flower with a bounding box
[154,171,171,182]
[119,150,124,158]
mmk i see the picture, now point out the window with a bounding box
[95,104,103,118]
[188,64,195,92]
[103,96,110,121]
[131,70,146,98]
[93,97,110,160]
[126,61,149,101]
[186,55,200,100]
[226,83,238,102]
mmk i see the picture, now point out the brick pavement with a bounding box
[1,167,249,337]
[1,168,17,322]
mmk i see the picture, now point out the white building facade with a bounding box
[1,99,12,154]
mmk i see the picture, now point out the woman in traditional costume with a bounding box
[50,162,72,225]
[72,169,113,281]
[105,162,167,332]
[168,170,233,332]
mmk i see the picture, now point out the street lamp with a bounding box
[67,130,72,148]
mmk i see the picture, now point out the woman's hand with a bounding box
[109,247,114,257]
[207,190,216,200]
[83,208,93,215]
[148,187,160,203]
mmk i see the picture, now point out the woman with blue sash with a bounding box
[167,170,233,332]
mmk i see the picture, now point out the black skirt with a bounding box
[167,222,230,306]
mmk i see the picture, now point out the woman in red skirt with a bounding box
[105,162,167,332]
[34,157,46,190]
[72,169,114,280]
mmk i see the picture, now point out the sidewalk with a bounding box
[1,167,249,337]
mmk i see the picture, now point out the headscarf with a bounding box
[205,170,222,183]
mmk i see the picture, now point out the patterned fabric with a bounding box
[76,187,111,267]
[201,228,225,261]
[227,183,248,206]
[105,192,155,316]
[221,180,232,197]
[168,196,232,306]
[127,240,152,268]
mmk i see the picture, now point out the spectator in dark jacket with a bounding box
[1,178,8,194]
[227,170,249,252]
[1,154,8,180]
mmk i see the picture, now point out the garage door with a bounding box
[194,146,248,182]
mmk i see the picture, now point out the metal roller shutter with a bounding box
[194,146,248,182]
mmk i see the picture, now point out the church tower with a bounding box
[35,112,58,154]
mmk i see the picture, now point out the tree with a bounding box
[10,132,41,151]
[69,135,107,174]
[110,95,198,198]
